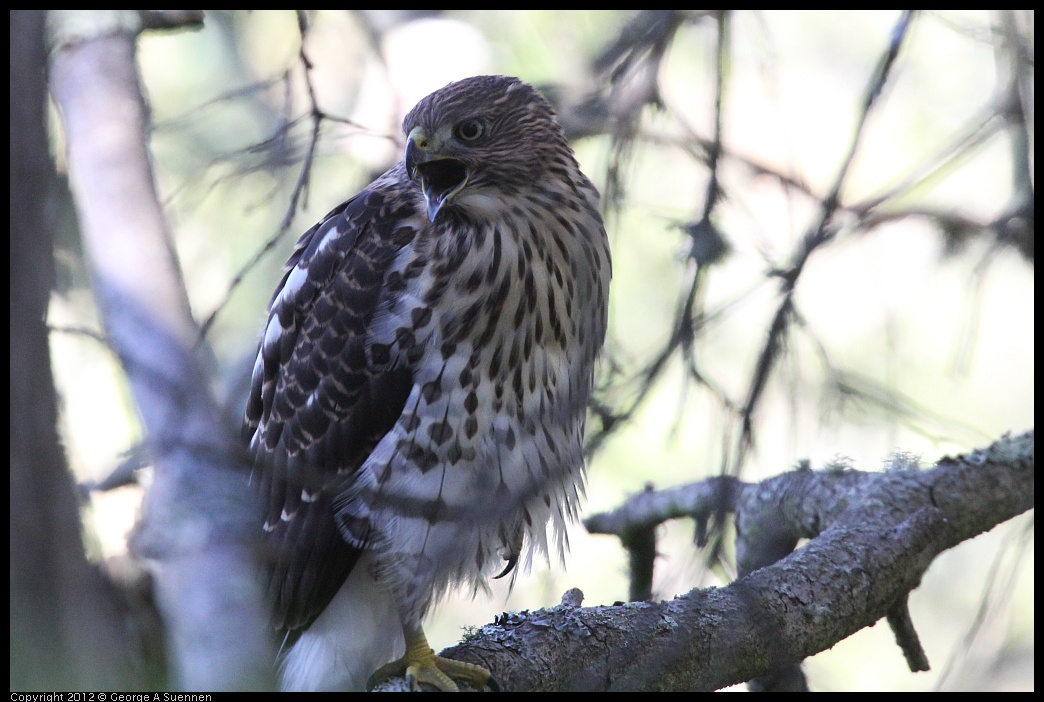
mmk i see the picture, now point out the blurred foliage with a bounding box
[48,10,1033,691]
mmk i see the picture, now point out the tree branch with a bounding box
[10,9,142,690]
[440,431,1033,691]
[48,10,273,691]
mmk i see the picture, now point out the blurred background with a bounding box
[47,10,1033,691]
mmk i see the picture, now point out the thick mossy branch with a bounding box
[442,431,1032,691]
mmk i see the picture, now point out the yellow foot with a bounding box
[367,629,492,692]
[367,647,492,689]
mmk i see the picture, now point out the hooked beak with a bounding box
[406,127,469,222]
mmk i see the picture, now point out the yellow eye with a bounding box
[454,119,485,142]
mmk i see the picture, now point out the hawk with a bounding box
[244,75,611,691]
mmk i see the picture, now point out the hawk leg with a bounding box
[367,625,492,692]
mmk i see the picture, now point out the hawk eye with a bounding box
[454,119,485,142]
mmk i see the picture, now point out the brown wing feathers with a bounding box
[245,188,416,631]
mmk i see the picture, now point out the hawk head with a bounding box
[403,75,572,222]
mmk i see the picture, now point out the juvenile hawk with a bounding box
[244,75,611,691]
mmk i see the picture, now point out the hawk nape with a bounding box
[244,75,612,691]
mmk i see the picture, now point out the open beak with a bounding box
[406,127,469,222]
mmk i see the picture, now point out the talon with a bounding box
[367,627,492,692]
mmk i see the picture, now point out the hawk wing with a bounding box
[244,177,419,632]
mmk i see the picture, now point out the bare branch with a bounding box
[441,431,1033,691]
[48,12,273,690]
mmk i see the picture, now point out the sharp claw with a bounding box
[368,627,492,692]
